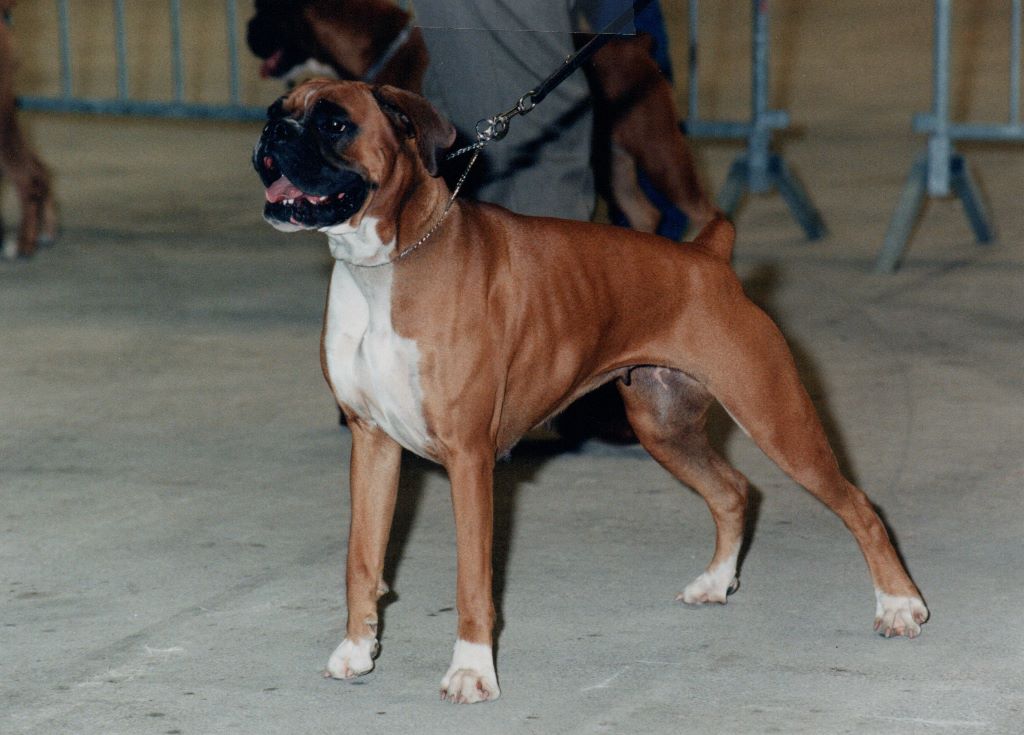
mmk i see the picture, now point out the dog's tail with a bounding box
[690,214,735,263]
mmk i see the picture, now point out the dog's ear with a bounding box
[372,85,456,177]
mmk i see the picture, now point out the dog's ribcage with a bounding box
[322,262,431,456]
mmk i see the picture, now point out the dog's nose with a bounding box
[267,118,299,142]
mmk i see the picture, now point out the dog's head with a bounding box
[246,0,322,79]
[253,80,456,239]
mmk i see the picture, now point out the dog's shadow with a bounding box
[374,262,865,648]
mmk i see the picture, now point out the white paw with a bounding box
[874,590,929,638]
[678,553,740,605]
[678,572,738,604]
[440,640,500,704]
[325,637,379,679]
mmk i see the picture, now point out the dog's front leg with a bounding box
[326,418,401,680]
[440,453,500,703]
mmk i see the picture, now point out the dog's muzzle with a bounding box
[254,118,370,230]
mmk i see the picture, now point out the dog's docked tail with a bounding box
[690,214,735,263]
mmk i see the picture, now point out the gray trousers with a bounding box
[414,1,595,222]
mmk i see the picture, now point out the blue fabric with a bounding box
[589,1,688,238]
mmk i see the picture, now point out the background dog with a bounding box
[246,0,429,93]
[0,0,56,259]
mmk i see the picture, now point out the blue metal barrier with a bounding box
[875,0,1023,272]
[685,0,825,241]
[17,0,264,121]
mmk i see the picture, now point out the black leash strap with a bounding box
[531,0,654,106]
[446,0,654,160]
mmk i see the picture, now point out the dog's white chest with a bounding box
[323,261,431,456]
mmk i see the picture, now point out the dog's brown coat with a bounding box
[273,82,927,701]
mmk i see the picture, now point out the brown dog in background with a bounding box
[245,0,718,237]
[0,1,56,259]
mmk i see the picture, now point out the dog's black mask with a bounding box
[253,97,371,229]
[246,0,317,79]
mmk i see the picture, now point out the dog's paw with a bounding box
[677,555,740,605]
[678,572,739,605]
[439,640,500,704]
[440,668,500,704]
[874,590,929,638]
[325,637,379,679]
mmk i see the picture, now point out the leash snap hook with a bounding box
[475,113,510,144]
[472,89,536,146]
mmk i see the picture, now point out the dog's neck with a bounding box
[324,171,451,267]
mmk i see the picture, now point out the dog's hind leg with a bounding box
[609,144,662,234]
[618,367,750,604]
[591,38,719,234]
[13,158,51,258]
[696,302,929,637]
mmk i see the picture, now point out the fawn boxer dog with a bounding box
[245,0,717,235]
[253,80,928,703]
[0,1,56,259]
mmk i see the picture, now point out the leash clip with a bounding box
[475,114,510,144]
[474,89,537,145]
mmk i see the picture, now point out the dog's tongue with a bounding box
[266,175,304,203]
[260,49,284,79]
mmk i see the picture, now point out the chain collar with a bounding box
[360,148,480,268]
[353,88,536,268]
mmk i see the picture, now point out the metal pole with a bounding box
[114,0,128,100]
[927,0,952,196]
[876,0,998,271]
[748,0,771,193]
[1011,0,1021,125]
[170,0,185,103]
[226,0,241,105]
[57,0,72,99]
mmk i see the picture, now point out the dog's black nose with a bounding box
[267,118,299,142]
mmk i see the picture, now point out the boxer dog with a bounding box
[245,0,717,236]
[253,80,928,703]
[0,0,56,259]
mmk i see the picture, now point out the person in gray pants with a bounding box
[414,0,597,222]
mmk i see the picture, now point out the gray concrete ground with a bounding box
[3,2,1023,734]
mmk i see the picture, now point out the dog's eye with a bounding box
[324,119,347,134]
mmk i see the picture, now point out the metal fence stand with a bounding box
[875,0,1022,273]
[687,0,825,241]
[17,0,264,121]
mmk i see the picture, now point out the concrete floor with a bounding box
[3,3,1024,734]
